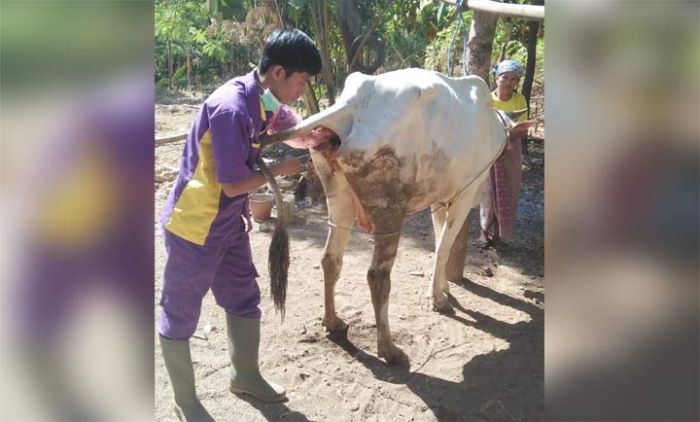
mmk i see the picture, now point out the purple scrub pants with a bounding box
[159,229,260,340]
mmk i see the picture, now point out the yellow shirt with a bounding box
[492,91,528,122]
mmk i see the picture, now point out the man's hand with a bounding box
[221,157,303,198]
[274,157,302,177]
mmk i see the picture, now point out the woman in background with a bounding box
[480,59,530,247]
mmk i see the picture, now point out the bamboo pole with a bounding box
[435,0,544,21]
[156,133,188,146]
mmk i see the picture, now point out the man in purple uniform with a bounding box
[159,29,321,420]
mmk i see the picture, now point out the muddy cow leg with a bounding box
[342,147,410,364]
[314,155,354,332]
[432,183,484,312]
[367,230,408,365]
[320,195,353,332]
[429,204,450,309]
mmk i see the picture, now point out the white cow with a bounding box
[263,68,533,364]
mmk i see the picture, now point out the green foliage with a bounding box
[219,0,248,20]
[155,0,258,88]
[286,0,314,31]
[195,26,230,62]
[173,65,187,82]
[155,0,208,46]
[417,1,447,39]
[491,15,545,88]
[154,0,544,95]
[423,11,471,74]
[155,0,210,87]
[156,78,169,90]
[381,1,427,67]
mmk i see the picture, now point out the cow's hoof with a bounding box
[432,294,454,314]
[322,316,348,332]
[379,344,410,367]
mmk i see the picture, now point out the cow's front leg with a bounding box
[368,232,408,365]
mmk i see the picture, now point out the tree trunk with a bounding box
[522,0,543,107]
[194,54,200,88]
[186,52,192,88]
[465,11,498,84]
[319,0,336,105]
[167,41,173,90]
[303,84,320,115]
[334,0,362,65]
[207,0,218,18]
[498,19,511,62]
[302,83,324,203]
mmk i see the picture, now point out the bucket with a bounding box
[249,193,274,221]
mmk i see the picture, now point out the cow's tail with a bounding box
[259,101,351,147]
[255,155,289,321]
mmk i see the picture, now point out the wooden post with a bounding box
[522,0,543,106]
[436,0,544,21]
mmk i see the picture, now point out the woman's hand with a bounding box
[508,126,529,142]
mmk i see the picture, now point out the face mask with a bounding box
[261,88,281,113]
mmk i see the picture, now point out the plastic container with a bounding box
[249,193,274,221]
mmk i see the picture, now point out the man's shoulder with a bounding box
[204,76,252,118]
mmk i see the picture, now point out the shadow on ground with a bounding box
[233,394,317,422]
[327,280,544,421]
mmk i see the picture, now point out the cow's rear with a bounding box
[262,68,509,365]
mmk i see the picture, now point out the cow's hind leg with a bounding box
[430,204,451,311]
[432,183,484,312]
[315,159,354,332]
[367,231,408,365]
[431,203,447,251]
[321,207,352,332]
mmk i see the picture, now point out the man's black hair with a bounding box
[258,28,322,76]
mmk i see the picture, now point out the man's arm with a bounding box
[221,157,301,198]
[209,111,302,198]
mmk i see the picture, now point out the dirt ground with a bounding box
[154,103,544,422]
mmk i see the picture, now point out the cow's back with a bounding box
[333,68,506,211]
